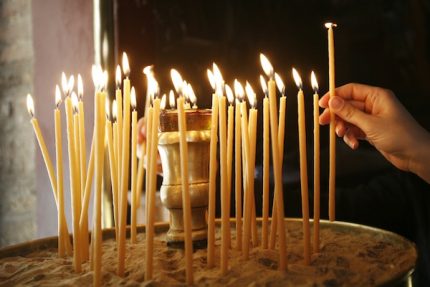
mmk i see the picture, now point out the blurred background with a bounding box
[0,0,429,284]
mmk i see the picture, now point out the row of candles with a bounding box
[26,23,337,286]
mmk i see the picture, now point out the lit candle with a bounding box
[212,63,229,274]
[225,84,234,250]
[206,68,218,267]
[130,87,138,243]
[54,90,65,257]
[77,74,89,262]
[115,65,123,203]
[325,22,337,222]
[260,75,270,249]
[118,52,131,277]
[28,92,71,257]
[292,68,311,265]
[240,83,251,260]
[62,74,82,273]
[72,92,82,255]
[106,99,119,240]
[94,67,107,286]
[145,78,160,281]
[177,90,194,285]
[269,73,287,250]
[260,53,287,270]
[233,80,243,251]
[244,82,258,257]
[311,71,321,252]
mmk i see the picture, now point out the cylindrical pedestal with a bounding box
[158,109,212,247]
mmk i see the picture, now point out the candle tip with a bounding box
[115,65,122,89]
[234,79,245,102]
[122,52,130,77]
[55,85,62,108]
[68,75,75,95]
[169,90,176,109]
[131,87,137,110]
[245,82,257,108]
[225,84,234,105]
[71,92,79,113]
[274,73,285,96]
[324,22,337,29]
[259,75,268,97]
[170,68,183,95]
[292,68,303,90]
[26,93,34,118]
[207,69,215,91]
[259,53,274,79]
[77,74,83,100]
[160,94,167,110]
[61,72,68,95]
[112,99,117,121]
[311,71,319,94]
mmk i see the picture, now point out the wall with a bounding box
[32,0,94,238]
[0,0,35,246]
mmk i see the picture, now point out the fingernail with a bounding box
[330,97,344,110]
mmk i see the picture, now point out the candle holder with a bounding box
[158,109,212,248]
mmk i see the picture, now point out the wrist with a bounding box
[410,129,430,184]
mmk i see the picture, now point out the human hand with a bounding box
[319,83,430,182]
[137,117,163,175]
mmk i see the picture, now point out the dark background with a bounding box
[113,0,430,285]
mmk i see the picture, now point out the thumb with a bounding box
[329,96,371,130]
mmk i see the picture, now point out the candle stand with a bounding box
[158,109,212,248]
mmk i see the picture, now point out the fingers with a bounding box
[328,96,372,131]
[343,129,359,150]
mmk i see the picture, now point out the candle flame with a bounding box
[61,72,68,95]
[170,69,183,94]
[259,75,268,96]
[122,52,130,77]
[160,94,167,110]
[77,74,83,100]
[207,69,215,91]
[112,99,117,121]
[187,83,197,108]
[92,64,103,91]
[225,84,234,105]
[311,71,319,93]
[274,72,285,95]
[183,81,189,102]
[212,63,224,95]
[169,90,176,109]
[260,53,274,78]
[26,94,34,117]
[147,75,159,100]
[55,85,62,108]
[292,68,303,90]
[130,87,137,110]
[324,22,337,29]
[246,82,257,109]
[68,75,75,95]
[105,97,110,119]
[234,79,245,101]
[115,65,122,89]
[143,65,154,77]
[71,92,79,113]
